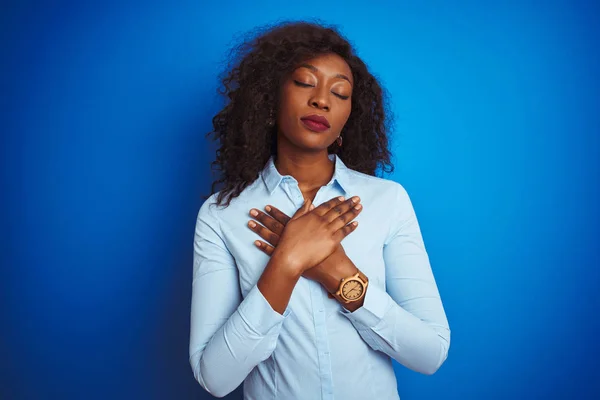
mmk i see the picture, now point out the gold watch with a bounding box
[334,270,369,303]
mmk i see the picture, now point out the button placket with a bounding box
[309,281,334,400]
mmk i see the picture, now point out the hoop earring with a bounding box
[336,135,343,147]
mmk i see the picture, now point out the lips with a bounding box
[301,114,330,127]
[300,114,330,132]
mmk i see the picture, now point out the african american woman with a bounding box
[189,21,451,400]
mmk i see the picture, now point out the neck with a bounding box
[274,148,335,193]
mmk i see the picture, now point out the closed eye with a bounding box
[293,80,350,100]
[294,80,312,88]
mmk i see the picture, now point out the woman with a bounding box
[190,20,450,399]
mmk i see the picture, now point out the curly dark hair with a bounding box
[205,19,395,207]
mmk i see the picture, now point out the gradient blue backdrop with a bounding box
[2,1,599,399]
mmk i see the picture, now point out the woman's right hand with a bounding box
[272,195,362,275]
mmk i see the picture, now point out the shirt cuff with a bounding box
[237,283,292,336]
[340,283,390,328]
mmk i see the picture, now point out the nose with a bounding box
[308,86,330,111]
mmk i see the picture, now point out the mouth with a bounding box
[300,114,330,132]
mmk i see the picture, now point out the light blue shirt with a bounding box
[189,153,450,399]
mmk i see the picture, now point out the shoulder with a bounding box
[344,168,410,202]
[196,180,262,225]
[197,192,220,220]
[194,193,223,239]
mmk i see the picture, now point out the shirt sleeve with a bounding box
[340,183,451,375]
[189,197,292,398]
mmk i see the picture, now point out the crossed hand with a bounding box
[247,196,363,294]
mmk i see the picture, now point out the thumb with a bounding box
[292,198,312,219]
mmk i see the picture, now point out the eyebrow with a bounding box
[297,63,353,86]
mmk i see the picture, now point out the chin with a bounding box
[290,136,334,152]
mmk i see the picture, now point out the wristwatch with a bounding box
[334,270,369,304]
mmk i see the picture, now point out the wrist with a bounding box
[342,295,365,312]
[321,256,359,294]
[322,268,345,294]
[270,248,305,279]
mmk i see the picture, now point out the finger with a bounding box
[329,203,363,232]
[302,198,313,214]
[247,220,280,246]
[253,240,275,256]
[250,208,284,235]
[313,196,346,216]
[323,196,360,224]
[333,220,359,242]
[264,205,291,226]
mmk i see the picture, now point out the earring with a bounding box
[336,135,343,147]
[266,109,275,127]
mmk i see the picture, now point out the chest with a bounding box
[220,186,390,298]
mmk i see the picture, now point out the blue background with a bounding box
[2,1,599,399]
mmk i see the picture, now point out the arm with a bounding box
[244,192,450,374]
[189,200,296,398]
[338,183,451,375]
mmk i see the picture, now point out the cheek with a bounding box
[277,102,298,130]
[279,83,302,108]
[334,105,352,130]
[343,106,352,121]
[277,93,304,127]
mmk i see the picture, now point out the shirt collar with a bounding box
[260,153,350,196]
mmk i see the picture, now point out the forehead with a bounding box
[293,53,352,82]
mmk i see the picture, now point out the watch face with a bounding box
[342,279,363,300]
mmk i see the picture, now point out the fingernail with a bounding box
[338,196,344,201]
[248,221,256,228]
[352,221,358,226]
[265,205,272,212]
[352,196,360,203]
[254,241,261,247]
[310,204,315,210]
[354,204,362,210]
[250,209,258,216]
